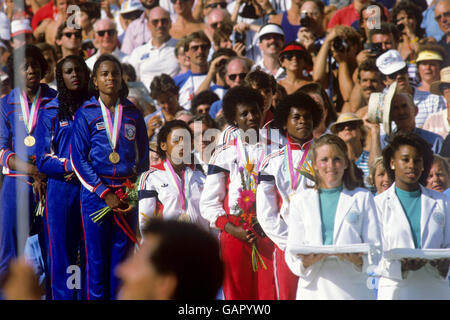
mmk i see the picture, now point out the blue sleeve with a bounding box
[209,100,222,120]
[35,112,69,177]
[70,109,110,199]
[135,111,149,174]
[0,100,15,169]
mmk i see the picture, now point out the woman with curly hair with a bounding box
[375,131,450,300]
[35,55,90,300]
[0,44,57,282]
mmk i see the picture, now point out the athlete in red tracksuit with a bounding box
[256,92,323,300]
[200,86,276,300]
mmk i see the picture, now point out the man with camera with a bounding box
[296,0,326,57]
[313,25,361,112]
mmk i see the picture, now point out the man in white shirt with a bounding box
[252,23,287,81]
[86,18,127,70]
[125,7,179,90]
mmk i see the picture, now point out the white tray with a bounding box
[384,248,450,260]
[292,243,371,255]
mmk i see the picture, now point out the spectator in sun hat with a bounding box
[119,0,144,43]
[10,19,34,48]
[376,49,446,129]
[278,41,312,95]
[423,66,450,139]
[251,23,286,81]
[415,43,446,93]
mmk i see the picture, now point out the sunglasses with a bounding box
[227,72,247,81]
[205,2,227,9]
[386,67,408,79]
[150,18,170,26]
[96,29,116,37]
[282,52,303,61]
[189,44,210,52]
[63,31,82,39]
[435,11,450,22]
[335,121,360,132]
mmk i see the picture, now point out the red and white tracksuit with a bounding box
[200,139,276,300]
[256,136,315,300]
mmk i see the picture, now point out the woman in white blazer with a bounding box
[375,132,450,300]
[285,134,381,300]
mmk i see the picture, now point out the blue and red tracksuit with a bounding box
[35,97,82,300]
[0,84,57,280]
[70,96,149,300]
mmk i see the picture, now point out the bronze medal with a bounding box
[24,135,36,147]
[109,151,120,164]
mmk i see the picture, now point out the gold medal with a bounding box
[24,135,36,147]
[178,213,191,222]
[109,151,120,164]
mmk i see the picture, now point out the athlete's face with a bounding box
[62,59,85,91]
[284,107,314,145]
[19,56,42,91]
[93,60,122,97]
[160,127,192,165]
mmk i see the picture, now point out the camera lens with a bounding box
[396,23,405,32]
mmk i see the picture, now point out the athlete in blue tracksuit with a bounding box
[70,54,149,300]
[0,45,57,283]
[35,55,91,300]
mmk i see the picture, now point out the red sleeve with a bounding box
[31,2,54,30]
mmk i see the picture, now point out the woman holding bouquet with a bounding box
[285,134,381,300]
[0,45,57,280]
[138,120,209,232]
[200,86,276,300]
[70,54,149,300]
[375,131,450,300]
[35,55,90,300]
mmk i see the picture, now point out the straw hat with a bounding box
[367,81,398,136]
[330,112,364,134]
[430,66,450,96]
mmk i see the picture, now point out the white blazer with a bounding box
[374,183,450,300]
[285,187,381,300]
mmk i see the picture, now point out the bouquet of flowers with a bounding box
[233,162,267,272]
[90,178,138,223]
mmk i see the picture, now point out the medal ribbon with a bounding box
[19,86,42,135]
[99,98,123,151]
[164,160,189,212]
[285,142,310,191]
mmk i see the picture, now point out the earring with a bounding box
[391,166,395,170]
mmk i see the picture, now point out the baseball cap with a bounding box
[416,50,443,63]
[258,23,284,40]
[376,49,406,75]
[10,19,32,38]
[120,0,144,15]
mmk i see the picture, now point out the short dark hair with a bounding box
[382,131,434,185]
[369,22,400,45]
[156,120,193,158]
[188,113,218,129]
[191,90,220,114]
[184,31,211,52]
[79,2,101,20]
[357,58,381,80]
[142,218,223,300]
[7,44,48,86]
[222,86,263,125]
[150,73,179,99]
[121,63,137,82]
[273,91,323,131]
[88,54,129,98]
[244,68,276,94]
